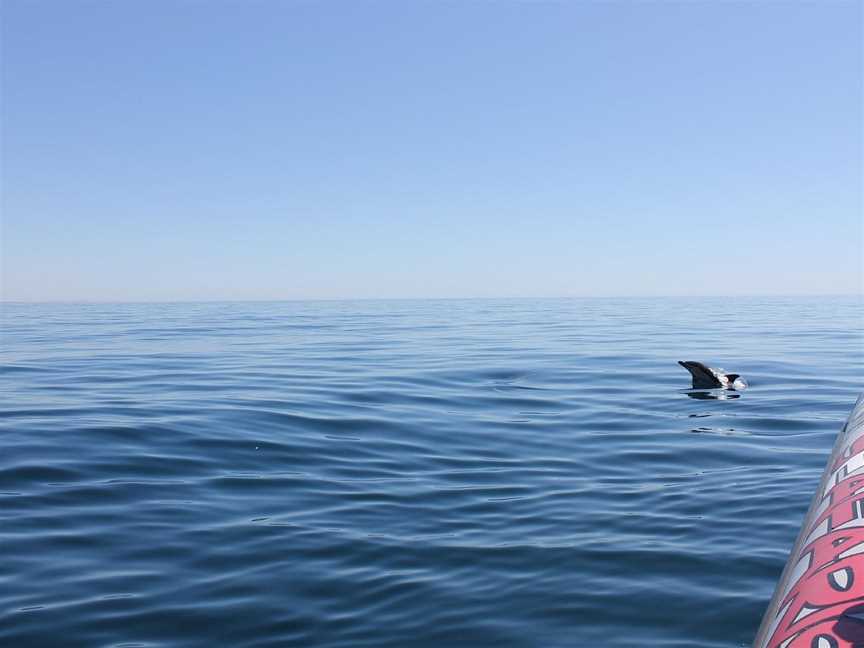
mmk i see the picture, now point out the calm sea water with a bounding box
[2,297,862,647]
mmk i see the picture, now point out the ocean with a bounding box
[2,297,862,647]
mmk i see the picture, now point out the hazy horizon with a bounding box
[2,293,862,306]
[2,2,862,302]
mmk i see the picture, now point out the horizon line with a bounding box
[1,293,862,305]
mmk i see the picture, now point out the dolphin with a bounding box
[678,360,747,391]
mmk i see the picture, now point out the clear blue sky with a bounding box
[2,1,861,301]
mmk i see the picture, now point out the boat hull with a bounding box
[755,393,864,648]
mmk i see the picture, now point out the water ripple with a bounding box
[1,297,861,647]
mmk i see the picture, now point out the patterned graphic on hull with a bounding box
[755,394,864,648]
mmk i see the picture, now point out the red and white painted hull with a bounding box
[755,393,864,648]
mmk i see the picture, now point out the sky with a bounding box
[1,1,861,301]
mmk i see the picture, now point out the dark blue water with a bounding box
[2,297,862,647]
